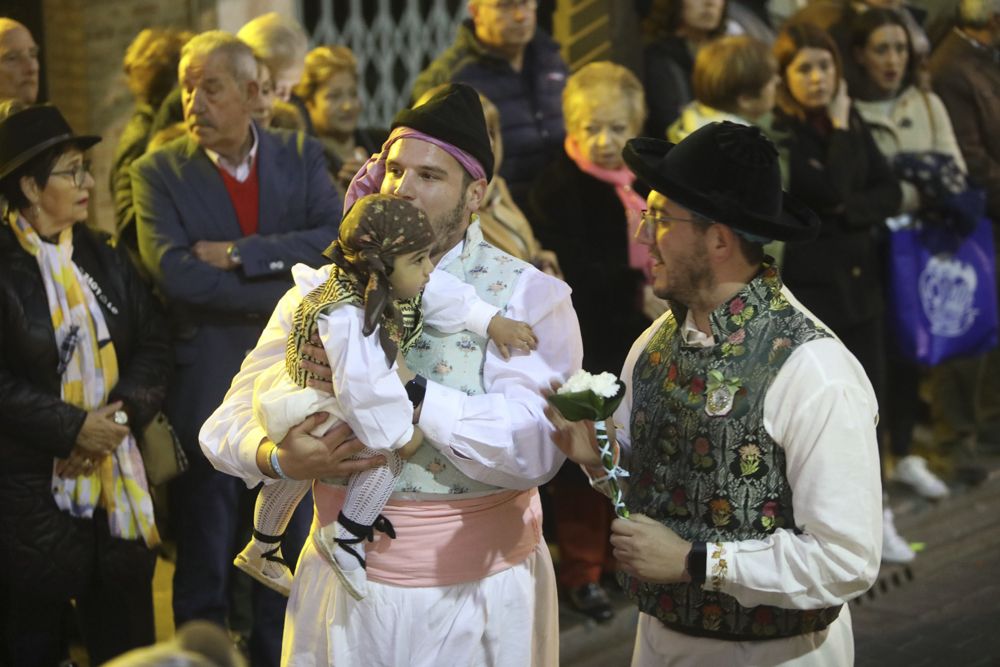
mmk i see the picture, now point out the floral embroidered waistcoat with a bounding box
[621,263,842,640]
[399,221,526,495]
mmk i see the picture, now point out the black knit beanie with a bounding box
[391,83,495,181]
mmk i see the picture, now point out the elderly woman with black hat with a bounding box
[548,122,882,666]
[0,105,170,665]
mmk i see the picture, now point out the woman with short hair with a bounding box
[668,34,779,142]
[529,61,653,623]
[0,105,170,665]
[294,46,387,194]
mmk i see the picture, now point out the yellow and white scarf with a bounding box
[10,215,159,547]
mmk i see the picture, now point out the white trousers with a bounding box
[282,537,559,667]
[631,606,854,667]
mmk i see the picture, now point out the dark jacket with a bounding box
[0,222,171,474]
[110,103,155,255]
[767,107,902,333]
[412,20,567,211]
[529,152,650,375]
[130,125,341,451]
[930,29,1000,222]
[641,35,694,140]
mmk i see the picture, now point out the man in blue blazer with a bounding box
[131,31,340,665]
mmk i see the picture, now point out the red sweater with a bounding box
[218,159,260,236]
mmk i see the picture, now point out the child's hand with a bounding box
[487,314,538,360]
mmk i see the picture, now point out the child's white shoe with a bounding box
[234,536,293,596]
[314,521,368,600]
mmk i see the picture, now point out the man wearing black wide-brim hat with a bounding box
[549,122,883,665]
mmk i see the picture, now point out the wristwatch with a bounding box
[686,541,707,585]
[227,243,242,266]
[405,375,427,409]
[113,409,129,426]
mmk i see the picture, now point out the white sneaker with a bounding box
[881,507,916,564]
[234,538,293,596]
[892,455,950,499]
[313,522,368,600]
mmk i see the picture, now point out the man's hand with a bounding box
[543,384,602,468]
[611,513,691,584]
[303,333,334,393]
[487,314,538,360]
[192,240,238,270]
[261,416,384,480]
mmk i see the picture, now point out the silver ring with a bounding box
[113,410,128,426]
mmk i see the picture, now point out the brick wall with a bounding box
[41,0,217,233]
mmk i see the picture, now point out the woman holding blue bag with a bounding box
[851,8,988,501]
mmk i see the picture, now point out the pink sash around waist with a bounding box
[312,483,542,587]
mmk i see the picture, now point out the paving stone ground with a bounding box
[559,457,1000,667]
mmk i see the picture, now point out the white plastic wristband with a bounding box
[269,445,290,480]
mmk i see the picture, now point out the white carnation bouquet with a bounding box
[547,370,630,518]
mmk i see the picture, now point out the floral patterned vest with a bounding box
[398,221,527,495]
[621,263,842,640]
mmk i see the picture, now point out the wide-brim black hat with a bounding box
[392,83,494,181]
[0,105,101,181]
[623,122,819,243]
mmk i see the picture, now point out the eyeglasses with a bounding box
[50,161,92,188]
[635,209,700,242]
[480,0,537,11]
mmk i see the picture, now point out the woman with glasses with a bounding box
[529,61,655,624]
[0,105,171,665]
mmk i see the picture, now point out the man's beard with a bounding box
[430,194,468,256]
[655,245,714,310]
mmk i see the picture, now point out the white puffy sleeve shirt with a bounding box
[414,239,583,490]
[611,288,883,610]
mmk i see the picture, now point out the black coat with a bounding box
[768,107,902,334]
[529,152,650,375]
[0,222,170,601]
[641,35,694,140]
[0,222,171,474]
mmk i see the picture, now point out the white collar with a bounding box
[204,122,259,182]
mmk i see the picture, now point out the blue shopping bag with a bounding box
[887,215,998,365]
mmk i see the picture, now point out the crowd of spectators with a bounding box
[1,0,998,662]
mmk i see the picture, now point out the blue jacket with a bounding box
[130,125,341,449]
[412,20,567,211]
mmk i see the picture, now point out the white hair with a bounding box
[959,0,1000,27]
[180,31,257,85]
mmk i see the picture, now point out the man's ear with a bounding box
[244,79,260,106]
[706,222,737,262]
[465,177,488,213]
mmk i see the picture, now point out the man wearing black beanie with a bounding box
[201,83,583,666]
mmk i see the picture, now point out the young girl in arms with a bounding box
[236,193,536,598]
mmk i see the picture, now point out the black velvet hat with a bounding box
[392,83,495,181]
[623,122,819,242]
[0,105,101,181]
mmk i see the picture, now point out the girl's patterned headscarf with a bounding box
[323,194,435,364]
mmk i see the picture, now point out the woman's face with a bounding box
[251,64,276,127]
[785,47,837,110]
[856,24,909,97]
[309,70,361,139]
[27,148,93,235]
[568,90,638,171]
[682,0,725,33]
